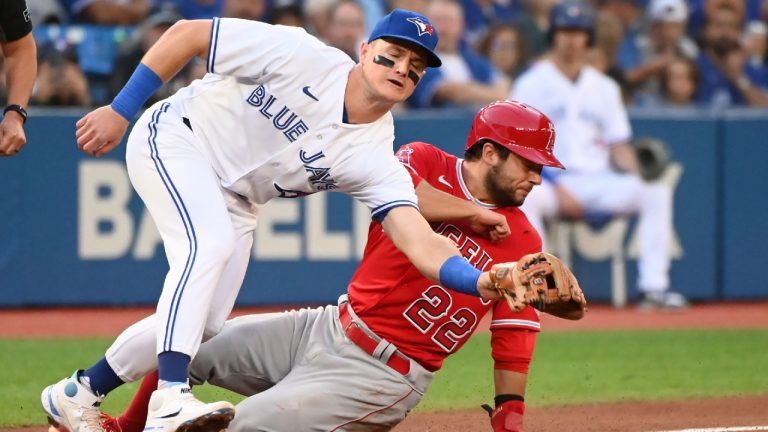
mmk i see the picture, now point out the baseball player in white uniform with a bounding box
[511,1,687,309]
[41,10,511,432]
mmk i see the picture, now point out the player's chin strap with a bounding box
[373,55,421,85]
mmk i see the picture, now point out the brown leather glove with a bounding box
[488,253,587,320]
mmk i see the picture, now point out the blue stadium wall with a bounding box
[0,108,766,306]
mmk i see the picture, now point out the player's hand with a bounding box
[76,105,130,157]
[0,114,27,156]
[476,271,505,301]
[469,208,510,243]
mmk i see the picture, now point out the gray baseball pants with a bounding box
[189,298,434,431]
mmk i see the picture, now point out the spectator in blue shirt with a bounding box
[222,0,267,21]
[686,0,764,41]
[694,3,768,107]
[458,0,520,45]
[619,0,699,104]
[267,4,305,26]
[608,0,649,75]
[514,0,558,60]
[169,0,225,19]
[409,0,509,108]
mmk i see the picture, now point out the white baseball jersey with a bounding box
[511,59,631,174]
[104,18,420,380]
[170,17,417,219]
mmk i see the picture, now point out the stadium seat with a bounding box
[550,214,629,308]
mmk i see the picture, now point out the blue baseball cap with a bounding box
[367,9,442,67]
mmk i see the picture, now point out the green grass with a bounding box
[419,329,768,410]
[3,330,768,426]
[2,339,245,427]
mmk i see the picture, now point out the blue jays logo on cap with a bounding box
[406,16,434,36]
[368,9,442,67]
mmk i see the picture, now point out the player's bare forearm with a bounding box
[0,34,36,156]
[382,205,461,282]
[2,33,37,109]
[610,142,640,174]
[738,80,768,106]
[434,81,509,105]
[383,207,507,301]
[415,180,477,221]
[415,180,509,241]
[140,20,212,82]
[624,56,668,85]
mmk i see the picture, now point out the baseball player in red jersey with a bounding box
[87,101,580,432]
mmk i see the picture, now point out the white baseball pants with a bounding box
[105,102,260,381]
[520,171,673,293]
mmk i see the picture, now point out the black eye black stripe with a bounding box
[374,55,421,85]
[407,70,420,85]
[373,55,395,68]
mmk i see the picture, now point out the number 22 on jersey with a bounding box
[403,285,483,352]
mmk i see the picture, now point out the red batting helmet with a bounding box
[465,100,564,169]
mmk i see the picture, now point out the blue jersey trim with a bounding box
[207,18,220,73]
[371,200,418,222]
[147,103,198,352]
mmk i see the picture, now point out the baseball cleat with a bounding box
[41,370,106,432]
[143,384,234,432]
[637,291,689,310]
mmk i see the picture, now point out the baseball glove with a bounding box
[634,137,672,182]
[488,253,587,320]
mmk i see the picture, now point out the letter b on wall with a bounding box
[78,161,134,259]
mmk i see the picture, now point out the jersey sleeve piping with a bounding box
[490,319,541,331]
[371,200,419,222]
[207,17,221,74]
[401,161,418,175]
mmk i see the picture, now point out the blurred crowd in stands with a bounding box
[3,0,768,110]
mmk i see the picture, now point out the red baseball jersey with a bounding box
[348,142,543,372]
